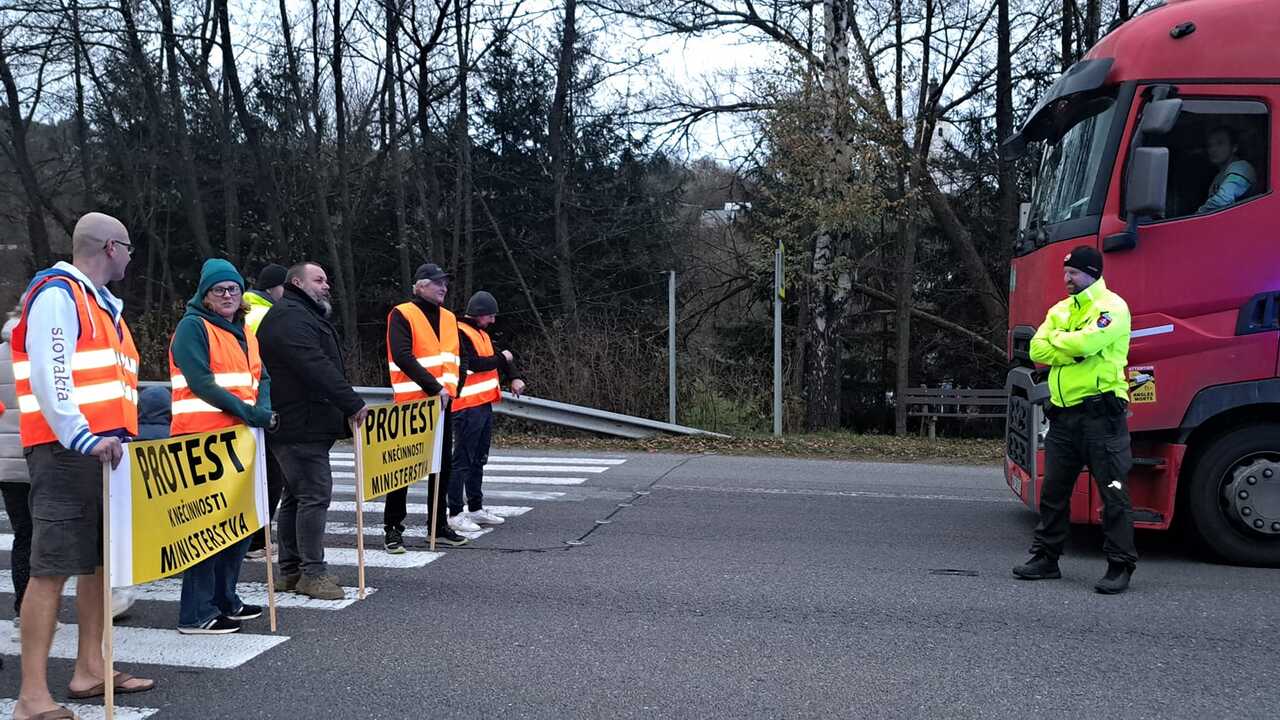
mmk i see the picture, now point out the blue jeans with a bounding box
[450,405,493,514]
[178,535,251,627]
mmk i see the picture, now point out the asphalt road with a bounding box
[2,449,1278,719]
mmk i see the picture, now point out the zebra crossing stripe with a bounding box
[489,456,627,465]
[0,624,289,669]
[486,464,608,473]
[323,522,492,541]
[245,547,443,569]
[330,470,584,485]
[0,698,158,719]
[0,571,372,610]
[328,488,565,502]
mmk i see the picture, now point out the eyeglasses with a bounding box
[107,239,133,253]
[209,286,242,297]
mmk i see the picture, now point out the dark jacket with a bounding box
[136,386,172,441]
[258,284,363,443]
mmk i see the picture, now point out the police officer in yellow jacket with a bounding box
[1013,245,1137,594]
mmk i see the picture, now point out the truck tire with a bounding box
[1186,424,1280,566]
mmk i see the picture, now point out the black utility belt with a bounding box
[1050,393,1128,418]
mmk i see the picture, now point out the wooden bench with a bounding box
[900,386,1008,438]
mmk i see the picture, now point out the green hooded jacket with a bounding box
[169,260,274,428]
[1030,278,1131,409]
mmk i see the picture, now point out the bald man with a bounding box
[11,212,154,719]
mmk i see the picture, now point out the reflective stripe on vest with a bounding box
[12,276,140,447]
[386,302,460,402]
[453,323,501,411]
[169,318,262,435]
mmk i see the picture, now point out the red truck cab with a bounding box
[1004,0,1280,564]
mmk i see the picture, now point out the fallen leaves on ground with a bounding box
[495,431,1002,465]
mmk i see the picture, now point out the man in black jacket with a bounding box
[258,262,368,600]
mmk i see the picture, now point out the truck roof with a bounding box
[1089,0,1280,83]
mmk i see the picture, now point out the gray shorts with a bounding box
[25,442,103,577]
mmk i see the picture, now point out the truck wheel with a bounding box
[1186,424,1280,566]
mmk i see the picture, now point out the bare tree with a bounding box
[547,0,580,326]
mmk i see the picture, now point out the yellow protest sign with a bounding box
[357,398,444,501]
[107,426,266,587]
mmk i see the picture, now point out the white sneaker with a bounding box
[111,589,137,619]
[447,512,482,533]
[468,508,505,525]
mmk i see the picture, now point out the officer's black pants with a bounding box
[383,410,452,533]
[1031,402,1138,566]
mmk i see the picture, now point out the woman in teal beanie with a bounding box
[170,259,277,634]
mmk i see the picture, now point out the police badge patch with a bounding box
[1097,312,1112,328]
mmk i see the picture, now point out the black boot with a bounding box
[1012,553,1062,580]
[1094,561,1134,594]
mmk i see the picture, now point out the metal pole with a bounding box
[668,270,677,425]
[773,243,783,436]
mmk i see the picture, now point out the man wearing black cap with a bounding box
[245,263,287,335]
[1013,245,1138,594]
[244,262,288,559]
[448,291,526,530]
[382,263,470,551]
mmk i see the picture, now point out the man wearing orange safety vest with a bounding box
[10,213,155,720]
[449,291,525,531]
[382,263,470,552]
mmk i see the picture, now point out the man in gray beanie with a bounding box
[448,291,525,531]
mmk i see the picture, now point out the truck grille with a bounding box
[1006,395,1037,472]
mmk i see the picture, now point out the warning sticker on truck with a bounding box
[1127,366,1156,404]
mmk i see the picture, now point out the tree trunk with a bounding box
[328,0,357,342]
[805,0,855,431]
[0,40,64,266]
[892,0,913,436]
[70,0,94,211]
[453,0,475,298]
[157,0,213,257]
[1061,0,1074,71]
[1118,0,1130,22]
[217,0,289,255]
[416,53,446,262]
[996,0,1016,249]
[1084,0,1100,48]
[548,0,580,325]
[385,0,412,288]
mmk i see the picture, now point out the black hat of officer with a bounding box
[1064,245,1103,280]
[466,291,499,317]
[255,263,288,290]
[414,263,450,282]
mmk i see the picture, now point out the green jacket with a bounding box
[1029,278,1131,408]
[244,290,273,335]
[171,299,274,429]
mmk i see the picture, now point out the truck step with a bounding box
[1132,457,1166,469]
[1133,508,1165,524]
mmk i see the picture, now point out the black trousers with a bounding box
[248,448,286,552]
[1,482,31,615]
[383,411,452,532]
[1031,400,1138,566]
[450,405,492,514]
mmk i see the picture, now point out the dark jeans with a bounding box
[248,449,286,552]
[178,535,250,627]
[272,440,335,577]
[1,482,31,615]
[1031,400,1138,566]
[384,411,451,532]
[450,405,492,513]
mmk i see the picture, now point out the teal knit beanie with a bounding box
[193,259,245,303]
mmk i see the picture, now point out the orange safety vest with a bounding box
[387,302,460,402]
[453,323,501,411]
[169,319,262,435]
[12,276,140,447]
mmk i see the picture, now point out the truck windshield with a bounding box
[1026,94,1118,237]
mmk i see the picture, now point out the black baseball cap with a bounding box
[414,263,450,282]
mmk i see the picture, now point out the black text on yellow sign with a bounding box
[125,427,262,583]
[359,398,442,501]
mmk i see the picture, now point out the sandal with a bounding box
[67,670,157,699]
[19,706,78,720]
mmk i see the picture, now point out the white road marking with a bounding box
[245,547,443,569]
[0,572,372,610]
[0,699,157,720]
[0,534,9,551]
[328,489,564,502]
[0,624,288,669]
[323,522,492,541]
[485,464,607,473]
[488,456,627,465]
[480,475,586,485]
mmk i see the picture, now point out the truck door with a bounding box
[1098,86,1279,435]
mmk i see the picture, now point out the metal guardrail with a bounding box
[352,387,728,440]
[140,381,727,440]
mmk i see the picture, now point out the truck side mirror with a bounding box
[1139,98,1183,135]
[1125,147,1169,217]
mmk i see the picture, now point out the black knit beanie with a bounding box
[1064,245,1103,280]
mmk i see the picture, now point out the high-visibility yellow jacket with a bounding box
[1030,278,1131,408]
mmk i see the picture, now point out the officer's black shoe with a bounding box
[1012,553,1062,580]
[1094,561,1134,595]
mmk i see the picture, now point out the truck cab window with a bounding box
[1143,99,1269,220]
